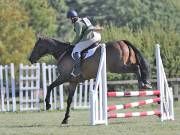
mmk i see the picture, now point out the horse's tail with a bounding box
[122,40,151,80]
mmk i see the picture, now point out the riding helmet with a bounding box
[67,10,78,18]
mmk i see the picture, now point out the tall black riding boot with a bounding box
[71,52,81,77]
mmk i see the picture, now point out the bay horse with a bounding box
[29,36,151,124]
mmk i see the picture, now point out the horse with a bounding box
[29,36,151,124]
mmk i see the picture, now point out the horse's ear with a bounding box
[36,32,42,40]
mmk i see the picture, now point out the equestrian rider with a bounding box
[67,10,101,77]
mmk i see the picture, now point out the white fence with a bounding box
[72,80,93,109]
[0,63,89,112]
[42,63,64,110]
[155,44,174,121]
[0,63,16,112]
[89,44,108,125]
[19,63,40,111]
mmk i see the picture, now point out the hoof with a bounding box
[143,85,152,89]
[61,120,68,124]
[61,115,70,124]
[46,103,51,110]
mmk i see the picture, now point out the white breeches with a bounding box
[72,32,101,57]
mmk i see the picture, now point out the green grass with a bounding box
[0,101,179,135]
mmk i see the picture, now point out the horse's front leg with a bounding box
[62,82,77,124]
[45,75,68,110]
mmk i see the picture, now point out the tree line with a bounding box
[0,0,179,78]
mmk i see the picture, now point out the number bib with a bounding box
[82,18,92,27]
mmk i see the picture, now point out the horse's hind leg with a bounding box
[45,75,68,110]
[133,65,152,89]
[134,65,144,89]
[115,65,143,89]
[62,82,77,124]
[139,59,152,89]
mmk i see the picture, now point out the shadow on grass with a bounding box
[0,121,138,129]
[109,121,137,125]
[0,124,59,129]
[60,121,137,127]
[0,123,91,129]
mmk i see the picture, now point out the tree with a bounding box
[0,0,34,65]
[65,0,180,32]
[48,0,73,41]
[20,0,57,36]
[102,25,180,78]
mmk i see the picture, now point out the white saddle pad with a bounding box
[71,45,100,60]
[84,45,99,59]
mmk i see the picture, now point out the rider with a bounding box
[67,10,101,77]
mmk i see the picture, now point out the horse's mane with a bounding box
[45,37,69,47]
[41,37,74,61]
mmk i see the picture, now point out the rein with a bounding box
[57,46,73,62]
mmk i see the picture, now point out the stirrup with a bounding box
[71,68,81,77]
[71,72,80,77]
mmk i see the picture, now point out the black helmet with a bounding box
[67,10,78,18]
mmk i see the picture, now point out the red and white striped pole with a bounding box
[108,97,160,111]
[107,90,160,97]
[108,110,161,119]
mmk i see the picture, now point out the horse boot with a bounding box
[142,80,152,89]
[71,52,81,77]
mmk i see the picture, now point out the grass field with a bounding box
[0,100,179,135]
